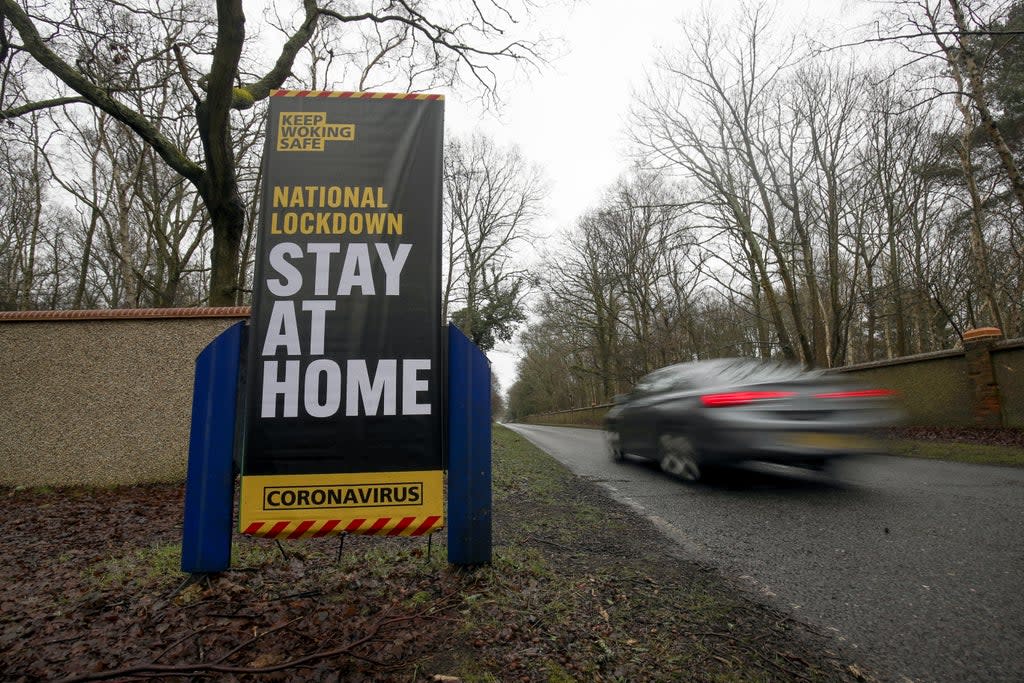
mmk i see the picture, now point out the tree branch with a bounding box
[318,4,535,94]
[172,43,201,103]
[819,28,1024,53]
[241,0,320,102]
[0,0,203,183]
[0,95,89,119]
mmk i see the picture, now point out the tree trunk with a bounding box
[739,133,812,365]
[956,134,1005,330]
[206,192,246,306]
[20,127,42,309]
[74,210,99,309]
[195,1,247,306]
[948,78,1005,331]
[864,258,876,362]
[744,234,778,360]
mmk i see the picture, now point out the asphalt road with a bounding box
[504,423,1024,683]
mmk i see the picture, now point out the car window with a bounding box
[630,358,814,395]
[630,377,658,396]
[669,375,695,391]
[633,364,692,395]
[693,358,814,385]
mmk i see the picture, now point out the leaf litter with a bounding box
[1,428,879,681]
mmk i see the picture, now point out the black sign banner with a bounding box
[239,90,444,538]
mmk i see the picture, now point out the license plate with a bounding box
[782,433,869,451]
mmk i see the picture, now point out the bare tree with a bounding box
[846,0,1024,329]
[632,1,810,363]
[540,170,701,400]
[916,0,1008,328]
[0,112,53,309]
[443,132,546,350]
[791,60,867,366]
[1,0,544,305]
[544,211,626,400]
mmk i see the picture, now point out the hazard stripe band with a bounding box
[271,89,443,101]
[243,516,443,539]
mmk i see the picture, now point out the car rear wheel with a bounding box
[659,432,702,482]
[606,430,625,462]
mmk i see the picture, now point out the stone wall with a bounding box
[828,350,974,426]
[993,343,1024,428]
[0,308,248,487]
[831,331,1023,428]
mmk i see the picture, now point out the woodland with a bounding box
[1,1,1021,418]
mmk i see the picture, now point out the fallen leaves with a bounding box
[1,429,881,682]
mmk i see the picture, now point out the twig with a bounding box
[688,630,743,640]
[57,597,458,682]
[526,534,571,551]
[779,650,815,669]
[40,635,81,646]
[268,590,322,602]
[152,624,214,663]
[214,616,305,663]
[164,573,206,601]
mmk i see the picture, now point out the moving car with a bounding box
[603,358,899,481]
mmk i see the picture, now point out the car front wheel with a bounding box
[658,432,702,482]
[606,429,625,462]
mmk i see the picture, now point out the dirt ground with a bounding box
[1,427,880,682]
[889,425,1024,448]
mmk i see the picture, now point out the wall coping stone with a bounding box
[993,337,1024,352]
[830,348,966,373]
[830,337,1024,373]
[0,307,251,323]
[963,327,1003,342]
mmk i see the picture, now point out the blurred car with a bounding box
[603,358,899,481]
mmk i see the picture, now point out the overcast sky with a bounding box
[443,0,871,395]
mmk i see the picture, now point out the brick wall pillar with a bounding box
[963,327,1004,427]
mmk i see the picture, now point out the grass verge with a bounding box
[412,425,870,682]
[885,439,1024,467]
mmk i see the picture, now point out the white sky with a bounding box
[444,0,870,395]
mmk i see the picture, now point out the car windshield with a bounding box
[635,358,815,394]
[697,358,813,385]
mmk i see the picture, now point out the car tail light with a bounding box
[700,391,796,407]
[813,389,897,399]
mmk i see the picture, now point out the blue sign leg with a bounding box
[181,321,245,574]
[447,325,492,566]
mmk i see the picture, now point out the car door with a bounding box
[617,378,656,455]
[622,366,699,457]
[619,372,668,457]
[628,390,664,457]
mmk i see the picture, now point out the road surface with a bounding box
[505,423,1024,683]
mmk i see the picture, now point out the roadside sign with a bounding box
[239,90,444,539]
